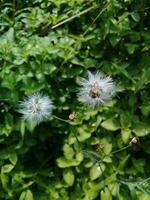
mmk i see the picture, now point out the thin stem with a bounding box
[83,3,108,36]
[13,0,15,18]
[139,176,150,185]
[53,115,81,145]
[136,184,150,195]
[52,6,94,29]
[15,181,34,192]
[111,144,131,155]
[55,2,109,74]
[53,115,70,124]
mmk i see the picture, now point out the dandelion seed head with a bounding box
[19,92,53,124]
[77,71,116,107]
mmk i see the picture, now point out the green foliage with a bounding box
[0,0,150,199]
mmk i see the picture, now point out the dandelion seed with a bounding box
[18,92,53,124]
[77,71,116,107]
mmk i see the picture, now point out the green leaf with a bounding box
[101,118,120,131]
[97,174,117,190]
[101,187,112,200]
[138,193,150,200]
[63,168,74,186]
[120,112,131,128]
[26,121,36,132]
[117,155,130,174]
[128,184,138,200]
[78,126,92,141]
[63,144,74,160]
[0,1,149,199]
[100,138,112,155]
[19,190,34,200]
[9,151,18,165]
[2,164,14,173]
[109,35,121,47]
[90,164,105,181]
[135,68,150,91]
[108,183,120,197]
[121,129,131,143]
[1,73,17,89]
[140,104,150,117]
[65,67,83,77]
[1,173,9,191]
[125,43,138,54]
[131,12,140,22]
[6,27,14,42]
[57,157,81,168]
[76,152,84,162]
[133,122,150,136]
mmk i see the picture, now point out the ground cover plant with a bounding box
[0,0,150,199]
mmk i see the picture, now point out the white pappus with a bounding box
[77,71,116,107]
[19,92,53,124]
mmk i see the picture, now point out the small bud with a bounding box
[68,112,76,121]
[91,123,96,128]
[130,137,140,145]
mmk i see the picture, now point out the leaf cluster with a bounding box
[0,0,150,199]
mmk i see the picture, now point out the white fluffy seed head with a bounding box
[77,71,116,107]
[18,92,53,124]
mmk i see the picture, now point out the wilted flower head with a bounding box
[77,71,116,107]
[19,92,53,124]
[130,137,140,145]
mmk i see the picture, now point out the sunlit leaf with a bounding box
[19,190,34,200]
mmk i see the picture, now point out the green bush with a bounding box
[0,0,150,199]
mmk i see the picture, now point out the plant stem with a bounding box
[52,6,95,29]
[53,115,70,123]
[111,144,131,155]
[139,176,150,185]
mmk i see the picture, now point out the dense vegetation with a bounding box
[0,0,150,199]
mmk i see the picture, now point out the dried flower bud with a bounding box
[68,112,76,121]
[130,137,140,145]
[94,144,104,152]
[91,123,96,128]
